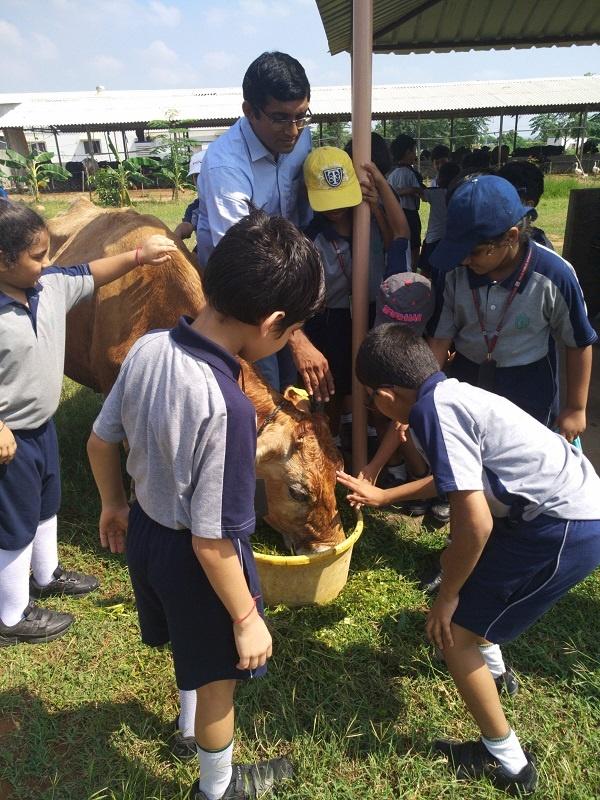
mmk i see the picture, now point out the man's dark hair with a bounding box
[391,134,416,163]
[355,324,439,390]
[203,209,324,333]
[344,132,392,176]
[499,161,545,206]
[242,52,310,110]
[0,200,47,267]
[431,144,450,161]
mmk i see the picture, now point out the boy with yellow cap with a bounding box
[302,146,410,436]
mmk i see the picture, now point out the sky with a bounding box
[1,0,598,139]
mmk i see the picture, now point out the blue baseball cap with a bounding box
[429,175,533,271]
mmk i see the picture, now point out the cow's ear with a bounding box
[283,386,311,414]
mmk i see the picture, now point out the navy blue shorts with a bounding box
[126,502,267,690]
[453,515,600,643]
[0,420,61,551]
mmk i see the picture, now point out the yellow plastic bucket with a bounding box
[253,512,363,607]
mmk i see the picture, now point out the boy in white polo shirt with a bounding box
[338,324,600,796]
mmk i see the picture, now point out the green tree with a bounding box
[529,112,582,145]
[148,113,201,200]
[373,116,490,151]
[311,121,350,148]
[91,139,158,206]
[0,149,70,203]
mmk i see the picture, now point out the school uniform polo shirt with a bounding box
[196,116,312,265]
[92,316,257,540]
[409,372,600,523]
[0,265,94,430]
[430,240,597,366]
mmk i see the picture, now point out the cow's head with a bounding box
[254,386,345,554]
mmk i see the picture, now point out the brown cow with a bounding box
[51,200,344,553]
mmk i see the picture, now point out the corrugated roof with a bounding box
[315,0,600,55]
[1,76,599,131]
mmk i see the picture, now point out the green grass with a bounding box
[1,195,599,799]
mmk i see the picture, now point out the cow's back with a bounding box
[54,205,205,393]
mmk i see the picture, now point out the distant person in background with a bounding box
[429,144,451,185]
[387,134,424,268]
[419,161,461,277]
[174,151,204,242]
[196,51,333,402]
[498,160,554,250]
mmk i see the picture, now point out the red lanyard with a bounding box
[471,245,532,360]
[330,239,352,290]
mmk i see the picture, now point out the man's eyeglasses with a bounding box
[257,107,313,130]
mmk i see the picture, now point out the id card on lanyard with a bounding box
[471,246,532,391]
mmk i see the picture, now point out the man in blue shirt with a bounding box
[197,51,333,401]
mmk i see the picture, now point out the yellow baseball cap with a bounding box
[303,146,362,212]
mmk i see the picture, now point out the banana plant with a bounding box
[0,149,70,203]
[102,139,159,206]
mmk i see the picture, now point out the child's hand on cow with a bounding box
[234,609,273,671]
[336,469,388,508]
[0,422,16,464]
[139,234,178,266]
[99,504,130,554]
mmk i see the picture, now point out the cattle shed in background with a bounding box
[314,0,600,471]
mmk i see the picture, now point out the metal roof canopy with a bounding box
[316,0,600,55]
[1,76,599,132]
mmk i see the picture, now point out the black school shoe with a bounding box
[171,717,197,759]
[30,566,99,598]
[495,667,520,697]
[190,758,293,799]
[0,602,73,647]
[432,738,538,795]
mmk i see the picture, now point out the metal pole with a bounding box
[512,114,519,154]
[383,118,387,139]
[51,128,63,167]
[497,115,504,166]
[350,0,373,474]
[122,129,129,159]
[417,114,421,170]
[579,109,588,164]
[574,110,583,159]
[319,121,323,145]
[449,117,454,150]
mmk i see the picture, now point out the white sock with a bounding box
[0,543,33,626]
[198,740,234,800]
[340,413,352,424]
[178,689,196,738]
[31,516,59,587]
[479,643,506,678]
[482,729,528,775]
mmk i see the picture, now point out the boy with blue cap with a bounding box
[427,174,596,440]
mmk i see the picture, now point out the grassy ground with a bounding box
[1,183,599,799]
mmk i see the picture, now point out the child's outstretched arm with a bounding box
[363,161,411,246]
[336,469,436,509]
[87,431,130,554]
[557,344,593,441]
[89,234,178,288]
[192,537,272,671]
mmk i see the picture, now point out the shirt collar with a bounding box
[170,316,241,382]
[467,241,535,293]
[0,283,41,309]
[416,370,447,401]
[239,116,275,164]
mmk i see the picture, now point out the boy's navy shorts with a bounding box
[0,420,61,551]
[126,501,267,691]
[453,514,600,644]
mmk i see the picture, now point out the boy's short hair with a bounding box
[437,161,460,189]
[345,132,392,176]
[429,175,533,271]
[0,200,46,267]
[498,161,545,206]
[303,147,362,212]
[203,209,324,332]
[374,272,434,334]
[356,324,439,390]
[391,134,416,162]
[242,51,310,110]
[431,144,450,161]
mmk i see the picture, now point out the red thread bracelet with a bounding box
[232,595,261,625]
[135,246,143,266]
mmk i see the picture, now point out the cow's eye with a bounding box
[288,485,310,503]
